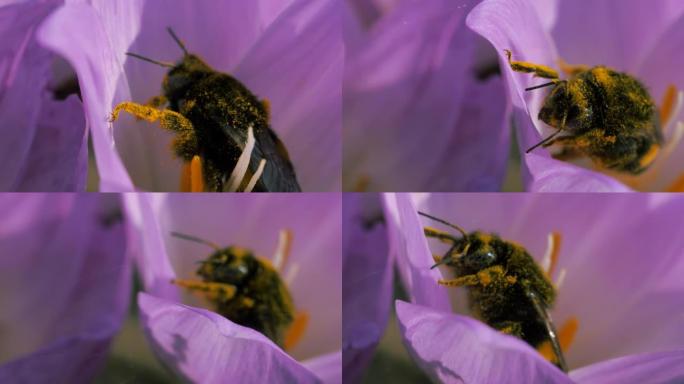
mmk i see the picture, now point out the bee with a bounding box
[170,230,306,348]
[506,50,662,174]
[109,28,301,192]
[419,211,568,372]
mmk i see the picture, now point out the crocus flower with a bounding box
[124,194,341,383]
[342,193,392,383]
[384,193,684,383]
[0,193,130,382]
[0,1,87,191]
[467,0,684,192]
[343,0,509,192]
[37,0,342,192]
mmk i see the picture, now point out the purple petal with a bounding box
[526,154,632,192]
[344,0,506,191]
[37,2,141,191]
[552,0,684,74]
[138,293,321,384]
[0,1,87,191]
[303,351,342,384]
[235,0,343,191]
[342,193,392,382]
[0,194,130,382]
[395,300,572,384]
[571,350,684,384]
[383,193,450,311]
[15,94,87,191]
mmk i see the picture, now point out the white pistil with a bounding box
[555,269,567,290]
[225,125,266,192]
[272,229,293,272]
[245,159,267,192]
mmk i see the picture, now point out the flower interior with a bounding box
[422,213,578,371]
[171,230,308,350]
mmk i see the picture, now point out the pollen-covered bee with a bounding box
[109,28,301,192]
[419,211,568,372]
[171,230,307,348]
[506,50,662,174]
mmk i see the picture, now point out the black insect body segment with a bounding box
[452,233,555,347]
[420,212,567,372]
[194,246,295,347]
[507,50,663,174]
[111,28,301,192]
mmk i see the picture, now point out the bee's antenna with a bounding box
[171,231,221,250]
[418,211,468,238]
[167,27,189,55]
[126,52,174,68]
[430,257,451,269]
[525,81,557,91]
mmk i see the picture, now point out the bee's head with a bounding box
[163,54,213,100]
[456,232,500,273]
[197,247,257,285]
[538,81,590,131]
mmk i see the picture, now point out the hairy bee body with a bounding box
[453,232,556,347]
[540,66,662,173]
[164,57,301,191]
[113,28,301,192]
[507,50,663,174]
[195,246,294,346]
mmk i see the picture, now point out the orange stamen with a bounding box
[190,155,205,192]
[284,311,309,351]
[666,172,684,192]
[538,316,579,363]
[660,84,677,128]
[180,161,192,192]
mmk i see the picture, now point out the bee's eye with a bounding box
[484,251,496,263]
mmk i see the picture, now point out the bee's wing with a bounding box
[221,124,301,192]
[525,288,568,372]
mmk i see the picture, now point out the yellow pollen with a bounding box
[190,155,205,192]
[538,316,579,364]
[660,84,677,127]
[284,311,309,351]
[593,67,614,90]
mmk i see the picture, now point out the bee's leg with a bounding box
[493,321,523,338]
[424,226,459,245]
[557,58,589,77]
[475,265,517,287]
[438,274,480,287]
[504,49,560,80]
[538,317,579,368]
[171,279,237,302]
[145,95,168,109]
[110,102,198,158]
[284,311,309,351]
